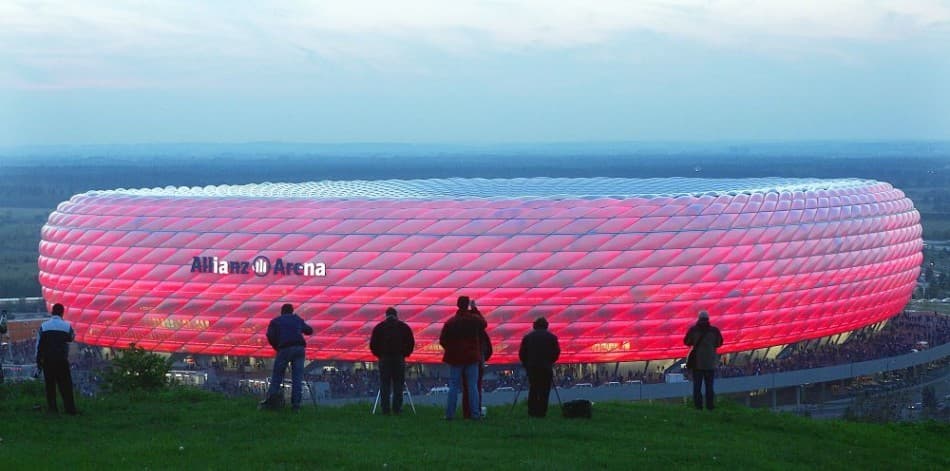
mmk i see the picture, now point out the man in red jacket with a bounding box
[439,296,487,420]
[462,300,491,419]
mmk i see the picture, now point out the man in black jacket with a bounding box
[518,317,560,417]
[369,307,415,415]
[36,303,78,415]
[683,310,724,410]
[262,303,313,411]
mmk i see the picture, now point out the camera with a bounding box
[469,299,477,309]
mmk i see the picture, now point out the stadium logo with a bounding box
[251,256,270,277]
[190,255,326,277]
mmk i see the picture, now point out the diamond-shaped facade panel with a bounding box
[38,177,922,363]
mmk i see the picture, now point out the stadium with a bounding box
[38,177,922,365]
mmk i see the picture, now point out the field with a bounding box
[1,384,947,470]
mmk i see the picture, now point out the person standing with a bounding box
[262,303,313,411]
[518,317,560,417]
[369,307,415,415]
[0,309,6,384]
[683,310,724,410]
[35,303,78,415]
[439,295,487,420]
[462,299,492,419]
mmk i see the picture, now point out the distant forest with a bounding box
[1,145,949,298]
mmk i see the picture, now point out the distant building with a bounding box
[3,318,45,342]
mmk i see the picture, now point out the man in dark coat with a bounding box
[262,303,313,411]
[370,306,415,415]
[683,310,724,410]
[439,295,487,420]
[518,317,560,417]
[35,303,78,414]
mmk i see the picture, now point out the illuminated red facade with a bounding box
[38,178,922,363]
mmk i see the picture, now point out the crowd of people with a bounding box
[715,310,950,379]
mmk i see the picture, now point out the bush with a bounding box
[101,343,171,393]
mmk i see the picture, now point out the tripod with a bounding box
[259,378,319,410]
[509,369,562,414]
[372,382,417,415]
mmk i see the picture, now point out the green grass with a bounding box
[1,384,947,470]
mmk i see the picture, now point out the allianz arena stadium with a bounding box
[38,177,922,364]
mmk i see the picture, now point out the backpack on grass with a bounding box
[562,399,592,419]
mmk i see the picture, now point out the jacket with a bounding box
[370,317,415,358]
[36,315,75,364]
[439,309,487,365]
[480,329,493,362]
[519,327,560,369]
[266,313,314,350]
[683,319,724,370]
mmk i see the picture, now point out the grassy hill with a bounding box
[1,383,947,470]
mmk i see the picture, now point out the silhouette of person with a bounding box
[519,317,560,417]
[262,303,313,411]
[439,295,486,420]
[35,303,78,414]
[684,310,724,410]
[370,306,415,415]
[463,299,491,419]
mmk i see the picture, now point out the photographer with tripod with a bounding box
[369,306,415,415]
[518,317,560,418]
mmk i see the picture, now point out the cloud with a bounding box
[1,0,948,89]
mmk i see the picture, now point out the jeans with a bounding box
[692,369,715,410]
[461,362,485,419]
[446,363,480,419]
[378,356,406,414]
[267,345,306,408]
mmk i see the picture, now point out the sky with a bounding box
[1,0,949,147]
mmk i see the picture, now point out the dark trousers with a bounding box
[378,356,406,414]
[526,367,553,417]
[42,358,77,414]
[692,369,715,410]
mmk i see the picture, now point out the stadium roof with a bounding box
[89,177,878,200]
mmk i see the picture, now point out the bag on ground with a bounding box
[259,392,285,410]
[562,399,592,419]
